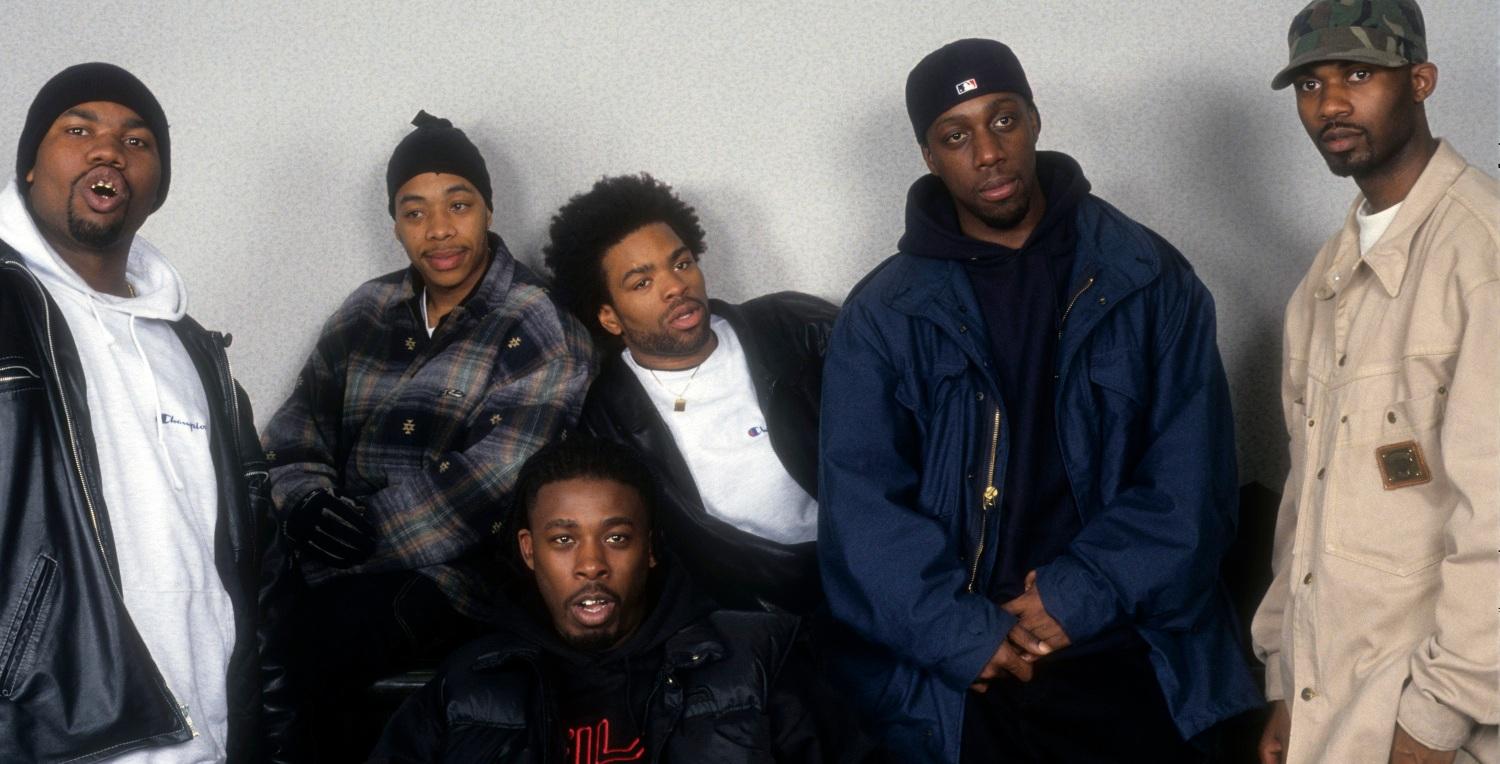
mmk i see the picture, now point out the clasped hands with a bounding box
[971,570,1072,693]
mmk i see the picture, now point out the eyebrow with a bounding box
[62,106,99,122]
[445,184,474,195]
[542,518,580,531]
[618,246,691,286]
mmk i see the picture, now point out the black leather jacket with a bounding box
[0,244,272,763]
[580,292,836,614]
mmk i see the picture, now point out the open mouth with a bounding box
[570,593,619,627]
[664,300,705,331]
[79,169,129,214]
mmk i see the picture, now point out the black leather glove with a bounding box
[281,488,377,568]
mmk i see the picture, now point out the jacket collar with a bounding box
[885,195,1162,369]
[1329,139,1468,299]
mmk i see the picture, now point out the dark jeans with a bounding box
[288,571,487,763]
[961,645,1215,763]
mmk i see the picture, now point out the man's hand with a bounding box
[1389,723,1458,764]
[1258,699,1290,764]
[281,488,377,568]
[970,639,1033,693]
[1000,570,1072,661]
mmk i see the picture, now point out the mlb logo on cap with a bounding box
[955,78,978,95]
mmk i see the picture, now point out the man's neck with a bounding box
[628,331,719,372]
[39,227,132,296]
[1355,133,1439,213]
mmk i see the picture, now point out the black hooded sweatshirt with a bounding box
[499,559,711,760]
[898,151,1092,609]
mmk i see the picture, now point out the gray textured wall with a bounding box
[2,1,1495,489]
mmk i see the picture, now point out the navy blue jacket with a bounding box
[818,192,1260,762]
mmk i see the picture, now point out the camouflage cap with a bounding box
[1271,0,1427,89]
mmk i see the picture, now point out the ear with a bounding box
[24,168,33,184]
[1028,104,1042,140]
[921,144,937,175]
[597,303,624,337]
[517,528,536,571]
[648,542,657,569]
[1410,62,1438,103]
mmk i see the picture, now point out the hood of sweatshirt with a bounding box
[0,178,187,321]
[897,150,1092,262]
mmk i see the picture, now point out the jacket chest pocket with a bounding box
[1325,390,1449,576]
[0,553,59,698]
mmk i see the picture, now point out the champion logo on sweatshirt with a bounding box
[161,413,208,432]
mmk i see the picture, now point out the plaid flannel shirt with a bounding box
[263,235,594,617]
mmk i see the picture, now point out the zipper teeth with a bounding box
[1058,276,1097,338]
[967,406,1003,593]
[7,262,120,592]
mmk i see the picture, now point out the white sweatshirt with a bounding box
[0,180,234,763]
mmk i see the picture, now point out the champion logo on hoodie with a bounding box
[161,412,208,432]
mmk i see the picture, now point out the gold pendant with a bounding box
[674,398,686,412]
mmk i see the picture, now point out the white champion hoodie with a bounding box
[0,180,233,763]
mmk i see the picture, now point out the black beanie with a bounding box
[16,62,171,210]
[385,111,493,217]
[905,39,1033,144]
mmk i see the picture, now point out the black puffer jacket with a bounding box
[371,565,828,763]
[580,292,835,613]
[0,244,274,763]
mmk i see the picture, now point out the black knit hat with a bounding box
[906,39,1033,144]
[16,62,171,210]
[385,111,492,217]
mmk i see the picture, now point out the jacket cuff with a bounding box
[1396,681,1474,752]
[935,605,1015,691]
[1034,555,1120,644]
[1261,651,1285,701]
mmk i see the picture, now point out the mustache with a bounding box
[1319,121,1365,139]
[567,583,620,607]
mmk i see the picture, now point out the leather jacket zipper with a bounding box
[5,262,118,591]
[966,405,1002,593]
[1057,275,1097,339]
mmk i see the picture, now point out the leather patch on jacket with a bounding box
[1376,440,1431,490]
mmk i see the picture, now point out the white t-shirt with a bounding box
[1357,200,1404,255]
[622,316,818,545]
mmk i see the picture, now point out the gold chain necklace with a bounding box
[648,363,704,412]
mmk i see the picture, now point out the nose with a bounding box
[425,208,456,241]
[574,539,609,581]
[660,266,688,300]
[85,134,125,169]
[1317,82,1352,122]
[972,128,1004,168]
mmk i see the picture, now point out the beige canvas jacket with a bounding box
[1252,141,1500,763]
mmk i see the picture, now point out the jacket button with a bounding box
[222,332,233,347]
[1301,687,1317,701]
[976,392,984,401]
[1316,467,1325,479]
[1438,386,1447,395]
[1096,296,1107,305]
[1308,419,1315,428]
[1303,572,1313,585]
[1340,415,1348,423]
[1387,412,1397,423]
[666,676,677,687]
[1337,354,1347,367]
[967,472,974,481]
[959,324,968,333]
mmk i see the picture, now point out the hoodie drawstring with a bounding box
[128,314,184,491]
